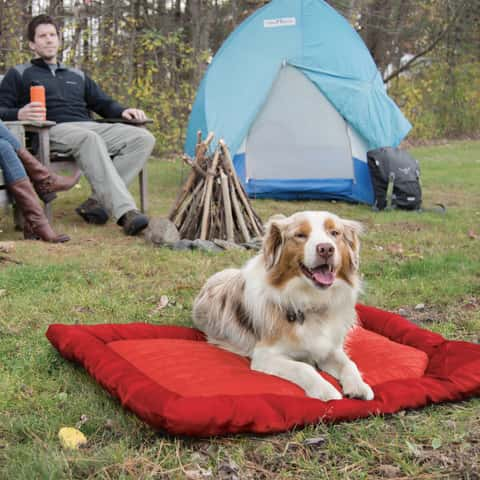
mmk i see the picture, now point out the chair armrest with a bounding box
[10,121,56,169]
[95,118,153,126]
[4,120,56,129]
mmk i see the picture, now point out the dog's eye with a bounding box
[330,230,340,238]
[294,232,307,239]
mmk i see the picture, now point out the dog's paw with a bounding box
[342,380,374,400]
[305,379,342,402]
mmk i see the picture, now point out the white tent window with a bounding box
[245,65,354,180]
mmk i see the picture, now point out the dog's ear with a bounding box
[263,215,287,270]
[342,219,363,271]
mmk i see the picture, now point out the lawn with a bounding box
[0,140,479,479]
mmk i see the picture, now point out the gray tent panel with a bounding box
[245,65,353,181]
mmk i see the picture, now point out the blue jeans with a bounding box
[0,121,26,185]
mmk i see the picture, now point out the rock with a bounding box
[171,239,194,250]
[213,239,245,251]
[398,308,408,317]
[144,218,180,246]
[240,237,263,250]
[414,303,425,311]
[192,239,223,252]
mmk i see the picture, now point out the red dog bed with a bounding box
[46,304,480,436]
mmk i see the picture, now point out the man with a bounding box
[0,14,155,236]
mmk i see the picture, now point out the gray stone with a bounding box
[240,237,263,250]
[171,239,194,250]
[192,239,223,252]
[144,218,180,246]
[414,303,425,311]
[213,239,245,251]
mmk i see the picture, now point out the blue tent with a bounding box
[185,0,411,204]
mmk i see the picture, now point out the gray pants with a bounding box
[49,122,155,220]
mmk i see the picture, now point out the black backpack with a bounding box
[367,147,422,211]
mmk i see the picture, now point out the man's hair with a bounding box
[27,14,59,42]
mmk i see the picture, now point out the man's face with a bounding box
[29,23,59,63]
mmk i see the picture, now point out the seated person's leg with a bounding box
[0,120,80,203]
[0,121,23,150]
[0,139,26,185]
[48,123,149,235]
[90,123,155,186]
[0,139,69,243]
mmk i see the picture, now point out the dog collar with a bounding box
[286,308,305,324]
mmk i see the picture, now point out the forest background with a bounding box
[0,0,479,154]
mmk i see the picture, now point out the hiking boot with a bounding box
[117,210,149,236]
[8,178,70,243]
[75,198,109,225]
[16,147,81,203]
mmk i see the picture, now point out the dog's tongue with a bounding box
[312,266,335,287]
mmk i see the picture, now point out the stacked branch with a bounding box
[169,132,263,243]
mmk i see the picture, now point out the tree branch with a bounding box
[384,1,468,83]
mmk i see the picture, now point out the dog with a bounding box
[192,211,374,401]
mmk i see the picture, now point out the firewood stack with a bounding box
[168,132,264,243]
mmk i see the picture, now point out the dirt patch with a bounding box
[380,222,425,233]
[396,305,444,325]
[397,297,480,342]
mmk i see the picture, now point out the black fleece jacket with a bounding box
[0,58,126,123]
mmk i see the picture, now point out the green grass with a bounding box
[0,140,479,479]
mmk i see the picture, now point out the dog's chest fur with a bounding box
[262,299,356,362]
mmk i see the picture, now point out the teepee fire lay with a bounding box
[169,132,263,242]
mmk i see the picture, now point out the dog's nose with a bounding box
[316,243,335,258]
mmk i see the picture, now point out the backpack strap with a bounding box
[386,172,395,209]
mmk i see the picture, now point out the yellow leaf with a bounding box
[58,427,87,450]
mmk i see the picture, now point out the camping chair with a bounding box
[0,75,150,224]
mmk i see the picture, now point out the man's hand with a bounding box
[122,108,147,121]
[18,102,46,121]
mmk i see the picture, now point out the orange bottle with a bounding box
[30,85,46,120]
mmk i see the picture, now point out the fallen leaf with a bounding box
[184,466,213,479]
[217,459,240,480]
[149,295,169,316]
[406,440,423,458]
[387,243,404,256]
[444,420,456,430]
[72,306,94,314]
[432,437,442,449]
[58,427,87,450]
[76,414,88,429]
[405,253,424,259]
[377,465,402,478]
[0,241,15,253]
[304,435,328,446]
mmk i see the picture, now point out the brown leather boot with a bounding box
[16,147,81,203]
[7,178,70,243]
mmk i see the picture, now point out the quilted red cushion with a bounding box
[46,304,480,436]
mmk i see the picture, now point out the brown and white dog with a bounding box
[192,211,374,401]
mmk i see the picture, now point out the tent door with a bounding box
[245,65,354,181]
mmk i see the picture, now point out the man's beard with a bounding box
[41,53,57,62]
